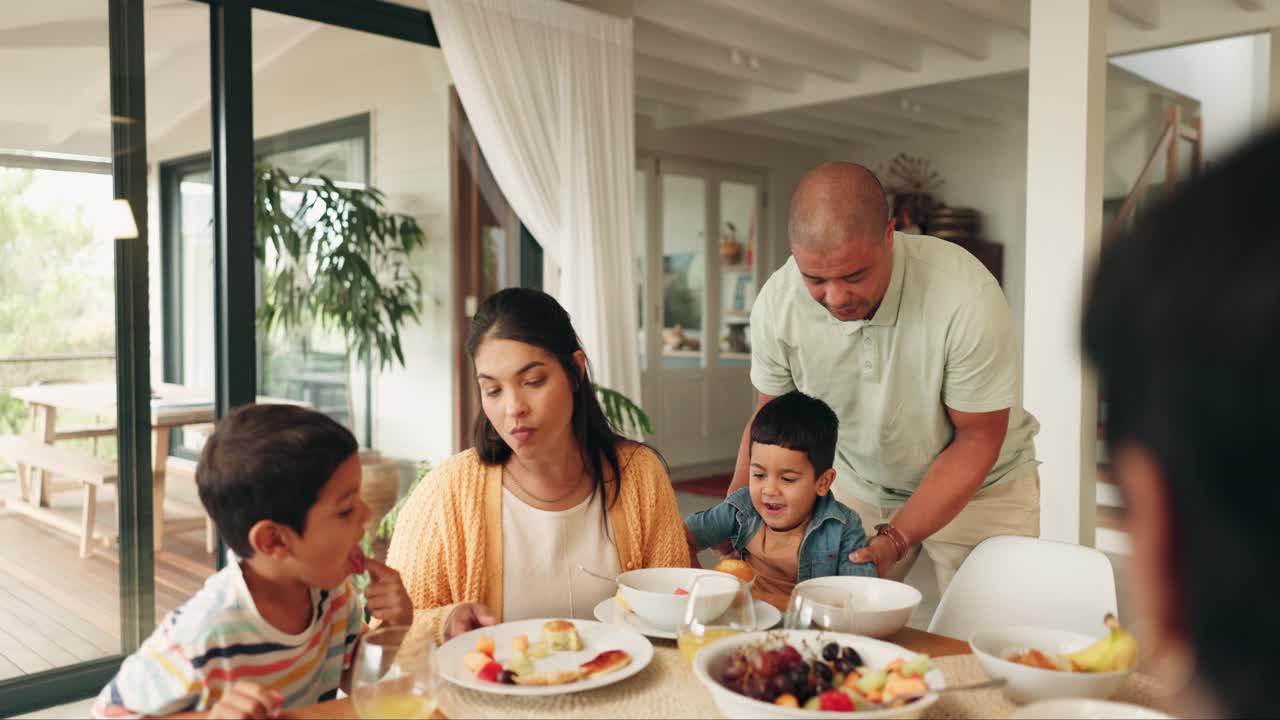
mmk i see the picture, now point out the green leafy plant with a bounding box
[253,163,425,372]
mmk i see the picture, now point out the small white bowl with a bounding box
[615,567,738,630]
[970,626,1131,704]
[692,629,945,720]
[1009,699,1173,719]
[792,576,923,639]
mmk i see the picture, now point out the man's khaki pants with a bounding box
[835,469,1041,595]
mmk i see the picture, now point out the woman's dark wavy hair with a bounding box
[466,287,626,511]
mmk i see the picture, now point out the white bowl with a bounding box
[792,576,923,638]
[970,626,1131,704]
[1009,699,1173,719]
[615,567,738,630]
[692,629,945,720]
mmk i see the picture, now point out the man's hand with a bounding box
[444,602,496,641]
[849,534,898,578]
[207,681,283,719]
[364,559,414,627]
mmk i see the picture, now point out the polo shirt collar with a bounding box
[868,233,905,327]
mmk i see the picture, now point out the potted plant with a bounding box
[253,162,426,535]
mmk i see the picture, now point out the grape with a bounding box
[815,662,833,682]
[816,677,832,693]
[788,666,809,688]
[841,646,863,666]
[722,662,746,683]
[779,644,803,665]
[744,674,767,700]
[497,670,516,684]
[822,643,840,662]
[835,658,856,674]
[769,673,791,697]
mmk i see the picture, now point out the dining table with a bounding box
[9,382,311,552]
[287,589,1170,720]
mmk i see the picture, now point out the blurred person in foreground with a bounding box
[1082,128,1280,719]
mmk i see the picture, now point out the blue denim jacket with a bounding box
[685,488,876,582]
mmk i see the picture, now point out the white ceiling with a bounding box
[3,0,1279,159]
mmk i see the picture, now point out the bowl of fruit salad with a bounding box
[691,630,944,719]
[616,567,739,630]
[969,616,1136,704]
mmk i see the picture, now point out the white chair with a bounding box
[927,535,1118,640]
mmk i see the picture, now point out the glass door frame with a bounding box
[0,1,440,715]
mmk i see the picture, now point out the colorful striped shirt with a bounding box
[91,561,364,718]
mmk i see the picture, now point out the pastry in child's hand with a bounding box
[542,619,584,651]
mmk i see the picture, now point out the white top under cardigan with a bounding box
[501,486,621,621]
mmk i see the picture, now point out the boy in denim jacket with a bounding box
[685,392,875,596]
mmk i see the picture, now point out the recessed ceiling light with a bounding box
[748,54,760,70]
[730,48,744,65]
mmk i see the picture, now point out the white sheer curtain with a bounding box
[431,0,640,406]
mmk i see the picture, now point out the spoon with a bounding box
[896,677,1006,702]
[577,563,619,585]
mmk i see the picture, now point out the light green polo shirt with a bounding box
[750,232,1039,508]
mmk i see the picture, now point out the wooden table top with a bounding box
[10,382,215,428]
[289,624,970,719]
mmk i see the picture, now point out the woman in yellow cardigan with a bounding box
[386,288,690,644]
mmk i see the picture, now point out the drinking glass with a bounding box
[350,626,439,720]
[784,584,854,632]
[676,574,756,666]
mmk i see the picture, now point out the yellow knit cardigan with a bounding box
[385,443,691,645]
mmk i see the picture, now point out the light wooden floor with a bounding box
[0,471,214,680]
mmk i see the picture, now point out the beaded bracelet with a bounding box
[874,522,910,562]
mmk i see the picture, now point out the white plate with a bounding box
[592,597,782,639]
[438,618,653,696]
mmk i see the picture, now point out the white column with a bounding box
[1023,0,1106,546]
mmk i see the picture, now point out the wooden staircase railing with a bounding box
[1102,104,1203,246]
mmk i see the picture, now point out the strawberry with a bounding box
[674,588,690,595]
[477,660,504,683]
[818,689,855,712]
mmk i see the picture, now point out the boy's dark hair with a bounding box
[749,391,839,475]
[196,403,358,558]
[1082,128,1280,719]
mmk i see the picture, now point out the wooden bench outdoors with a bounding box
[0,434,118,558]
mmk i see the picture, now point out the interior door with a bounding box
[637,155,766,470]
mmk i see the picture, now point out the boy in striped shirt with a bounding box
[93,404,414,719]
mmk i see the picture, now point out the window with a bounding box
[160,115,372,452]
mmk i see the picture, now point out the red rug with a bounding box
[675,473,733,497]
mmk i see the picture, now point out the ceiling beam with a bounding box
[714,119,836,151]
[633,0,861,82]
[906,86,1013,125]
[806,102,968,135]
[635,76,719,110]
[858,99,977,133]
[634,19,803,93]
[635,55,751,102]
[701,0,922,72]
[940,0,1030,32]
[832,0,992,60]
[1234,0,1267,9]
[1111,0,1160,30]
[791,108,914,140]
[757,112,903,144]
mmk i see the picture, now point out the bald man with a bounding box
[726,162,1040,592]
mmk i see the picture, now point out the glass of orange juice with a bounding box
[351,626,439,719]
[677,574,756,666]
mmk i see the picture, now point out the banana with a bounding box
[1060,613,1138,673]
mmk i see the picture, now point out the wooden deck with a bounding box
[0,470,214,680]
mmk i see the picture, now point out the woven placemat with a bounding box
[437,645,1172,719]
[924,655,1172,720]
[438,642,718,719]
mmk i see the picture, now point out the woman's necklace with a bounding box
[504,463,588,505]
